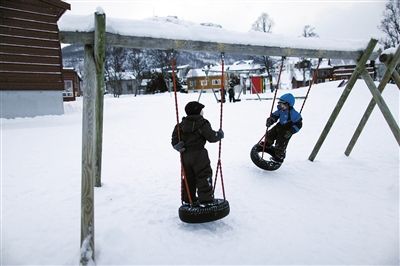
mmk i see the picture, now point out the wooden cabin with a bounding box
[62,68,81,101]
[311,59,376,84]
[186,69,228,92]
[0,0,70,118]
[332,63,376,81]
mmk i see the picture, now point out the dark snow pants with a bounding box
[265,123,292,160]
[181,148,213,203]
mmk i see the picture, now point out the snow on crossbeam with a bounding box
[59,14,380,60]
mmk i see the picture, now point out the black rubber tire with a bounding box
[250,143,282,171]
[179,199,230,223]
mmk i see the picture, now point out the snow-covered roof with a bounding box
[59,15,380,57]
[106,70,136,80]
[141,79,150,86]
[186,68,222,78]
[208,64,228,72]
[227,60,263,72]
[329,59,356,66]
[186,69,206,78]
[292,69,311,81]
[312,59,333,69]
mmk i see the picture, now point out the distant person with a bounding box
[171,101,224,206]
[263,93,302,163]
[228,82,235,103]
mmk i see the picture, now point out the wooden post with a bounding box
[379,49,400,89]
[308,38,378,161]
[94,12,106,187]
[80,44,96,265]
[345,45,400,155]
[391,69,400,89]
[360,69,400,144]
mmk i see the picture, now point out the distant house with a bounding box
[0,0,70,118]
[311,59,376,84]
[291,68,310,89]
[62,68,81,101]
[332,63,376,81]
[227,60,264,74]
[186,68,228,92]
[105,71,138,96]
[312,59,334,83]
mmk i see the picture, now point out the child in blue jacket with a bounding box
[264,93,302,163]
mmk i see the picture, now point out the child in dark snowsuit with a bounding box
[264,93,302,163]
[228,87,235,102]
[171,101,224,205]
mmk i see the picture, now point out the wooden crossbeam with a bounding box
[345,45,400,156]
[308,39,378,161]
[59,31,380,60]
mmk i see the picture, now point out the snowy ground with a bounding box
[1,80,399,265]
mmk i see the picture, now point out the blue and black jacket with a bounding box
[270,93,303,134]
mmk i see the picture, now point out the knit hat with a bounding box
[185,101,205,115]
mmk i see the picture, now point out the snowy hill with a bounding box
[2,80,399,264]
[62,44,247,72]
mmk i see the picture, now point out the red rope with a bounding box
[300,58,321,114]
[171,56,193,205]
[213,52,226,200]
[261,57,285,159]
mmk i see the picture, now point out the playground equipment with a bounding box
[59,12,389,264]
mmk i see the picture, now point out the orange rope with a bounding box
[213,52,226,200]
[171,56,193,205]
[300,58,321,114]
[261,57,285,159]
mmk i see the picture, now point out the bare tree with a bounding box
[148,49,179,92]
[379,0,400,48]
[105,46,127,97]
[298,25,319,86]
[251,12,276,92]
[251,12,274,33]
[302,25,319,38]
[127,48,147,96]
[149,49,177,70]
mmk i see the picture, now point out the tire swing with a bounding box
[250,58,321,171]
[171,52,230,223]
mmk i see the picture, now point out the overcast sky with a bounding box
[64,0,387,41]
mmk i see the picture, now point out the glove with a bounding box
[217,129,224,139]
[173,141,185,152]
[283,130,292,139]
[266,117,275,127]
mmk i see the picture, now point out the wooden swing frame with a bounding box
[59,12,395,265]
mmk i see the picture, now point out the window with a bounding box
[63,80,73,97]
[212,79,221,85]
[200,80,208,86]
